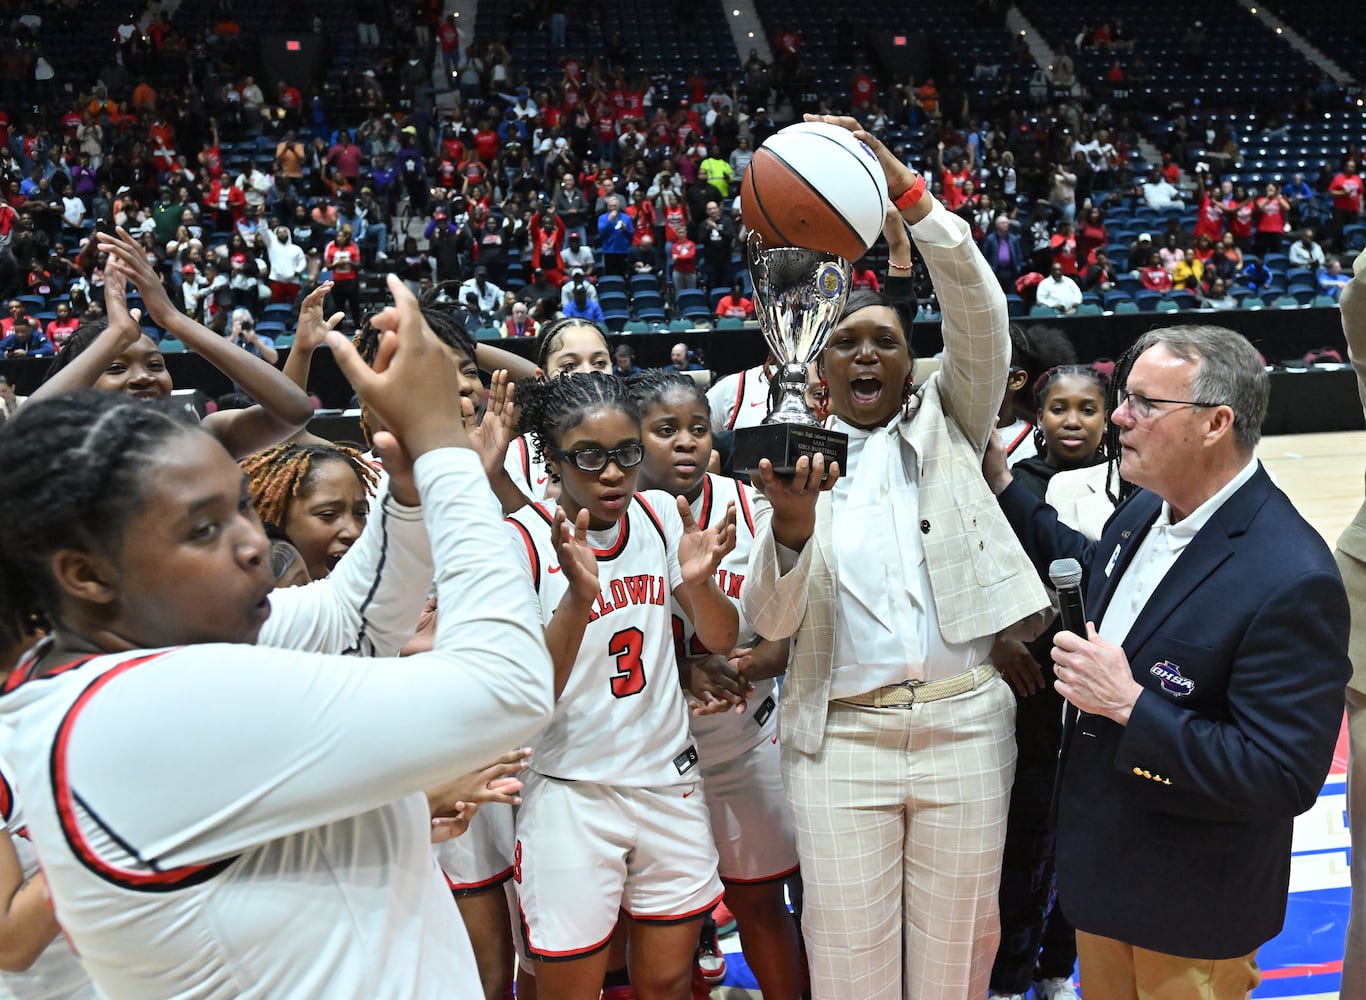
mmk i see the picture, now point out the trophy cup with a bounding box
[731,234,852,478]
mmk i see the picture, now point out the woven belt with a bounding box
[836,663,998,709]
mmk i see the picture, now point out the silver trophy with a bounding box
[732,234,852,477]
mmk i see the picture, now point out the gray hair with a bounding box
[1131,325,1268,450]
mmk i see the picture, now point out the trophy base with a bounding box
[732,422,849,478]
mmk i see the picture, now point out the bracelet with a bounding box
[888,261,913,271]
[892,174,927,212]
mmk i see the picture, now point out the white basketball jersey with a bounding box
[506,493,699,787]
[706,367,771,433]
[0,764,102,1000]
[503,433,552,502]
[0,650,470,1000]
[671,474,778,765]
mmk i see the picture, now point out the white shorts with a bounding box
[514,770,723,961]
[701,735,800,883]
[436,802,515,894]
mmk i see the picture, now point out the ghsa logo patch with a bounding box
[1150,661,1195,697]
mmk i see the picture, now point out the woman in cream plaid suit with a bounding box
[742,117,1050,1000]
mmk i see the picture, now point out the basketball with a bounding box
[740,122,890,261]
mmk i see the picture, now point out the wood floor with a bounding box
[1259,429,1366,545]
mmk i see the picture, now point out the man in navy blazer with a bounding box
[985,325,1350,998]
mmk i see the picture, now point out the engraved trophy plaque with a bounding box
[731,235,851,477]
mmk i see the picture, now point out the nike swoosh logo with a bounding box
[771,736,778,744]
[535,475,548,485]
[682,786,696,798]
[749,401,765,407]
[548,565,562,574]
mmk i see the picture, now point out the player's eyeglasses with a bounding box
[553,442,644,473]
[1119,391,1222,419]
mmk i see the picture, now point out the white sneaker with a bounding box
[988,992,1029,1000]
[1035,977,1079,1000]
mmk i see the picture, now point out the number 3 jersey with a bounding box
[505,493,696,788]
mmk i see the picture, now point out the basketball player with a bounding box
[507,372,738,1000]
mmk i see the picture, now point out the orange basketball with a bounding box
[739,122,889,261]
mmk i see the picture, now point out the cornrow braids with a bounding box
[627,368,708,413]
[240,442,380,529]
[1032,364,1111,417]
[0,391,199,648]
[350,301,477,446]
[515,372,640,481]
[534,316,609,372]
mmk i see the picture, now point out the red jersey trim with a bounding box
[0,767,12,824]
[720,862,800,886]
[4,652,99,695]
[1004,421,1033,456]
[445,864,514,895]
[52,651,239,893]
[633,494,668,554]
[625,889,725,925]
[735,481,756,535]
[515,436,532,482]
[725,369,747,430]
[518,900,615,961]
[529,500,631,560]
[695,475,714,528]
[507,518,541,593]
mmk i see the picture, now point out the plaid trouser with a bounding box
[783,676,1016,1000]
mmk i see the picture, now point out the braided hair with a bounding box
[239,442,380,530]
[0,391,199,648]
[534,315,610,373]
[627,368,709,414]
[515,371,640,482]
[350,300,477,447]
[1102,339,1145,507]
[1030,363,1112,465]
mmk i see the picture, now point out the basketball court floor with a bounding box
[706,429,1364,999]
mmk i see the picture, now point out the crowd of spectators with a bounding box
[1,0,1363,359]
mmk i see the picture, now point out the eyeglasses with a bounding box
[552,442,644,473]
[1119,391,1221,419]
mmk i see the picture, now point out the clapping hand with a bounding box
[552,507,600,604]
[676,496,736,589]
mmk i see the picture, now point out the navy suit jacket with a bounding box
[999,464,1350,958]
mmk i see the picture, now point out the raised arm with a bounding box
[27,257,144,402]
[99,227,314,458]
[67,278,554,864]
[281,280,342,393]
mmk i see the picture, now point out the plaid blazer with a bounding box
[1335,260,1366,695]
[744,214,1051,755]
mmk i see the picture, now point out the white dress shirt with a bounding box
[1099,457,1259,645]
[826,417,994,697]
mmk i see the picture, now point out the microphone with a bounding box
[1048,557,1087,831]
[1048,558,1087,637]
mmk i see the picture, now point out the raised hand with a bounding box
[327,274,471,459]
[468,369,518,478]
[96,227,177,325]
[552,506,600,604]
[99,256,146,353]
[677,496,736,589]
[294,280,343,352]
